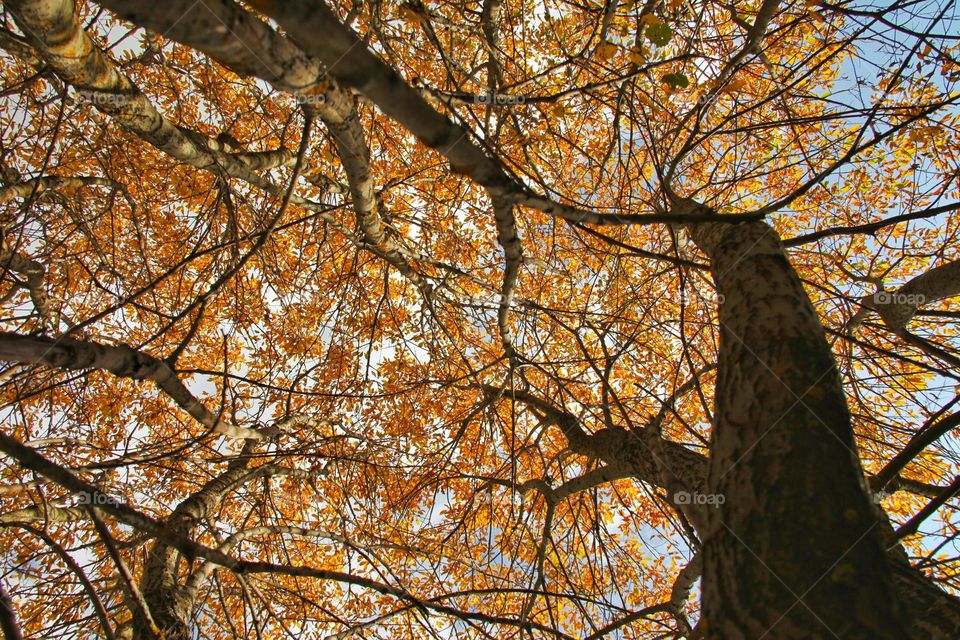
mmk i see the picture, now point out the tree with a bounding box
[0,0,957,637]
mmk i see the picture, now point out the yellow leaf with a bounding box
[596,42,618,60]
[722,77,747,93]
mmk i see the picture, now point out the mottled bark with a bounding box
[7,2,954,637]
[0,503,89,524]
[675,197,909,638]
[139,479,334,638]
[669,552,701,634]
[217,0,762,226]
[0,1,417,288]
[0,453,319,639]
[136,452,255,640]
[492,196,522,354]
[0,175,118,203]
[480,0,504,92]
[1,427,569,636]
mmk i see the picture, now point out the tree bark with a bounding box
[493,380,960,637]
[676,198,910,638]
[135,452,255,640]
[850,258,960,330]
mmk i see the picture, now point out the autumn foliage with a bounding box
[0,0,958,638]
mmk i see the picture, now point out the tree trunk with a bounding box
[134,447,255,639]
[678,200,911,638]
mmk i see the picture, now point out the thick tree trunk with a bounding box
[678,199,910,638]
[505,354,960,636]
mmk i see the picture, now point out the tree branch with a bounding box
[0,332,270,440]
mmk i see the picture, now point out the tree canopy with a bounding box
[0,0,958,638]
